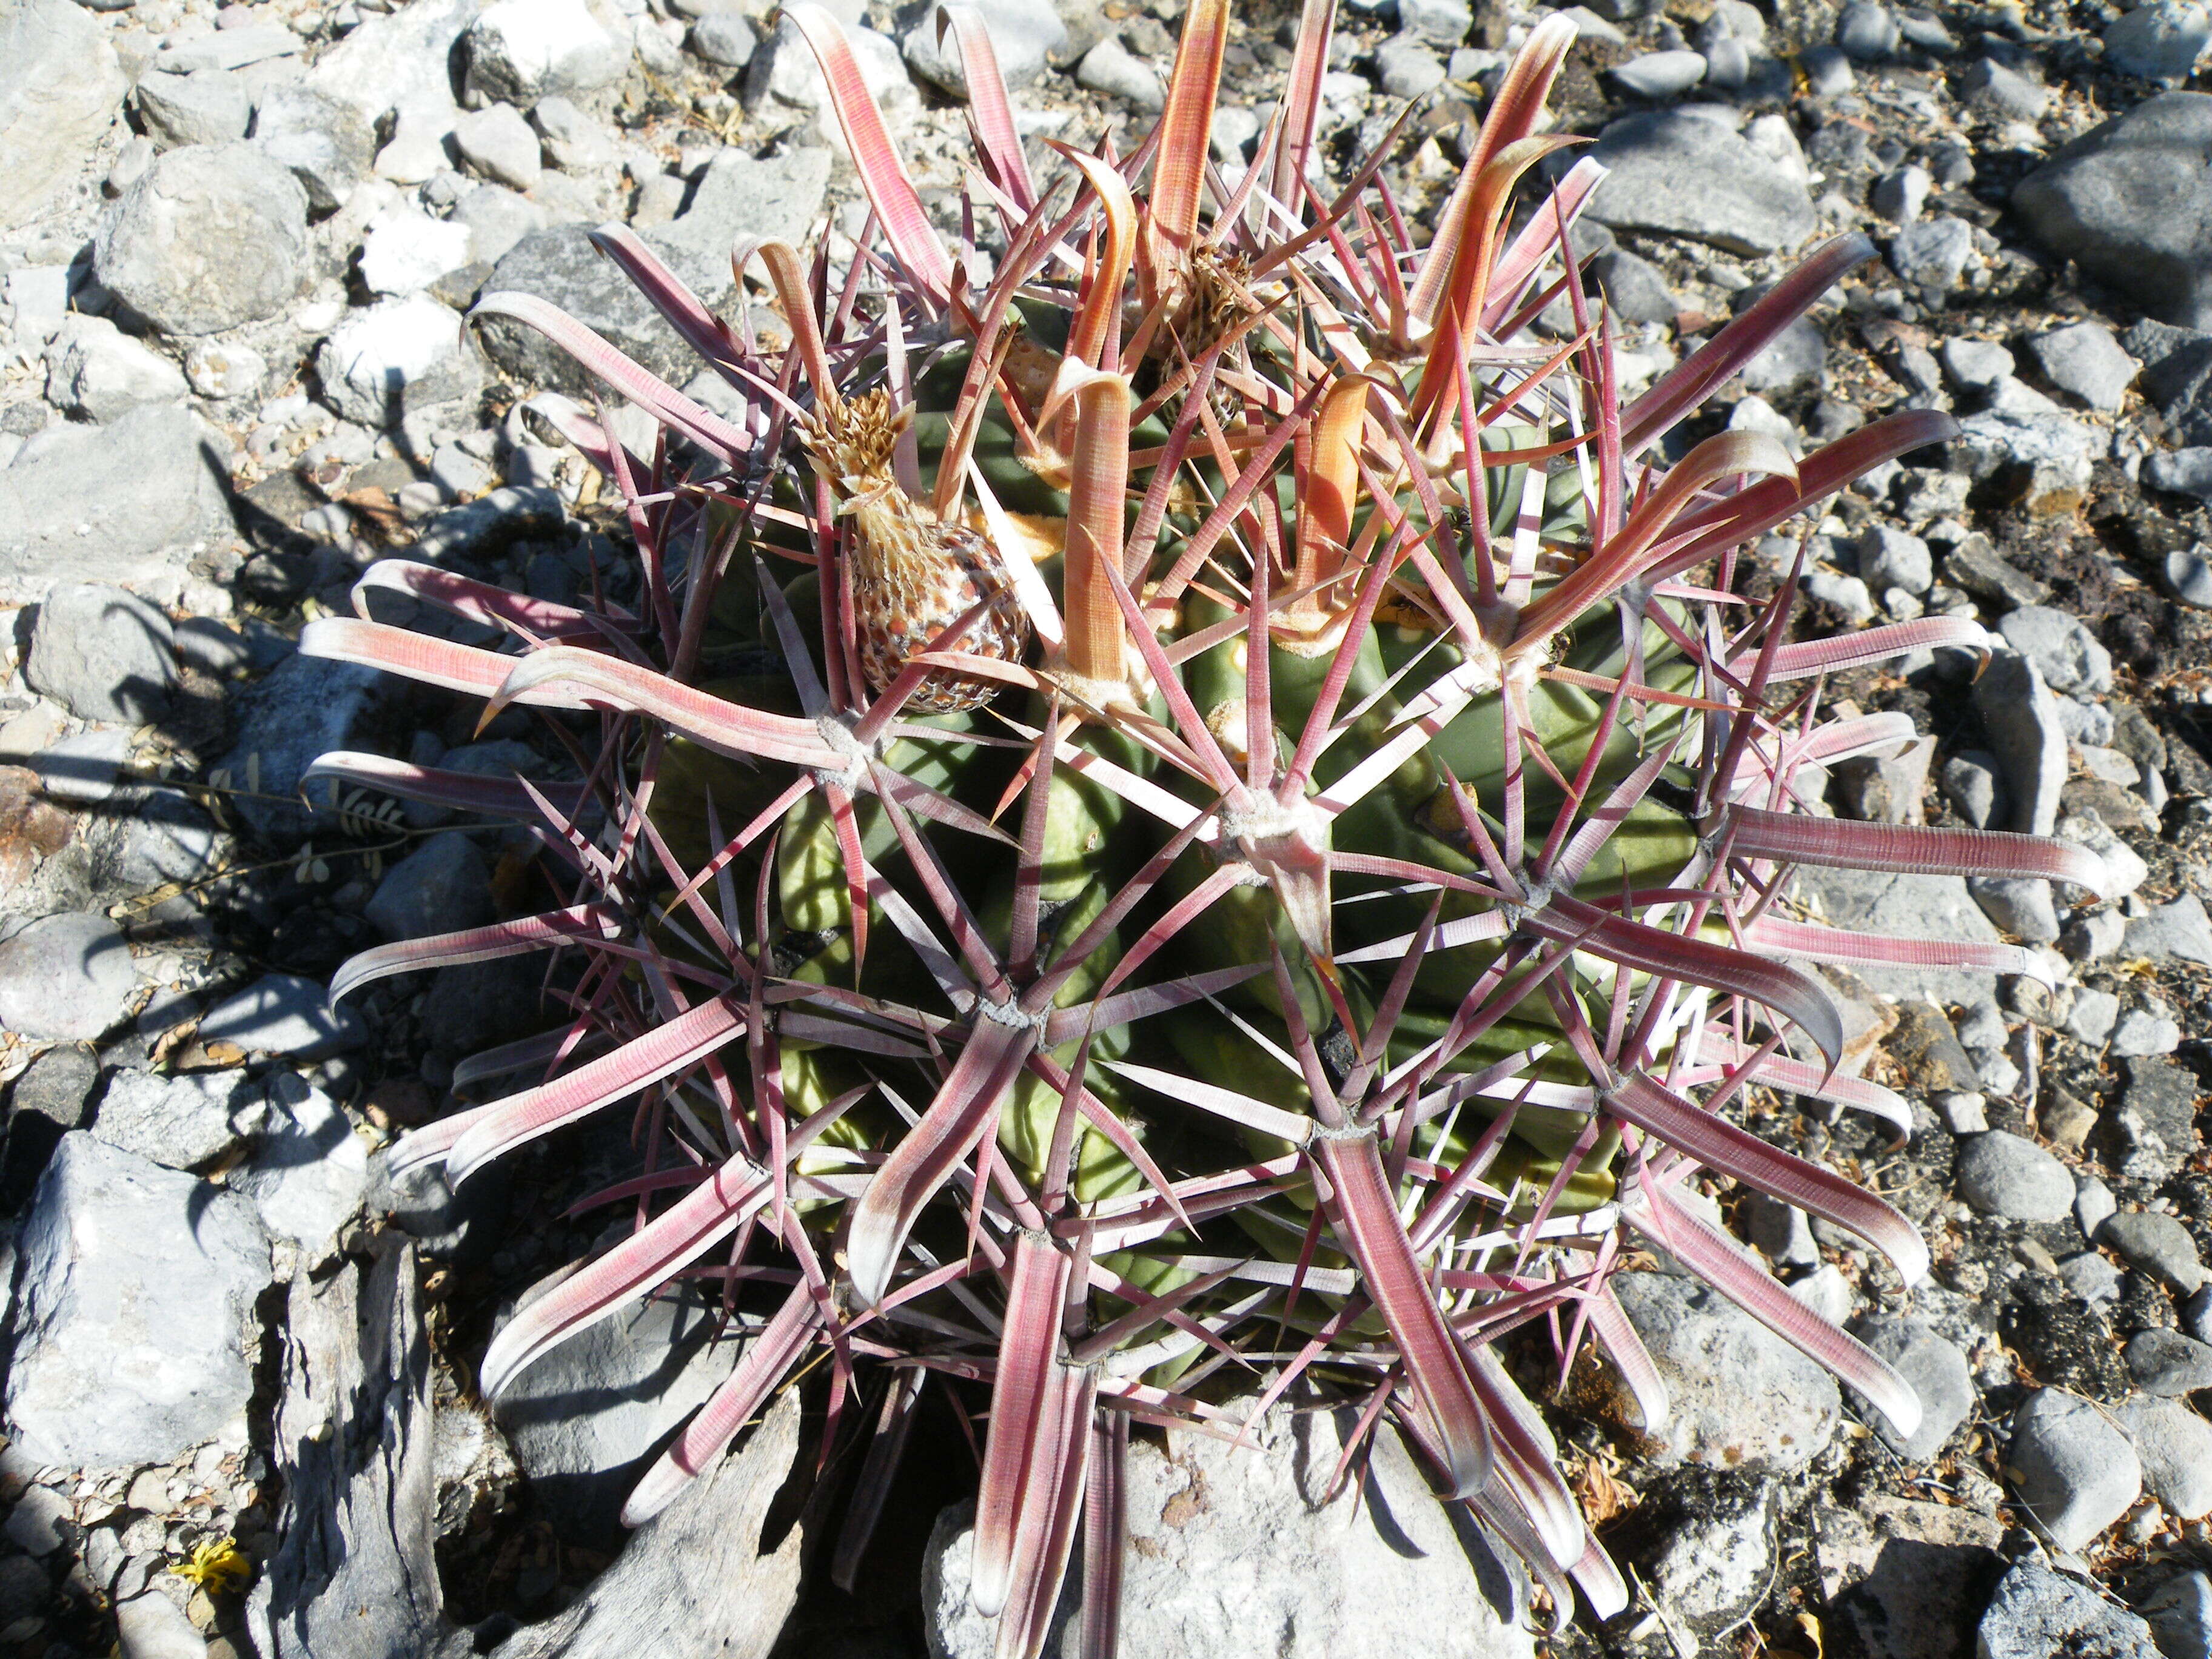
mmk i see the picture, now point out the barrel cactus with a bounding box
[303,5,2104,1651]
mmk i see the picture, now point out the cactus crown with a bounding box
[305,5,2104,1652]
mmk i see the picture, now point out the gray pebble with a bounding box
[2121,1399,2212,1520]
[2006,1389,2143,1552]
[2129,1329,2212,1395]
[1941,335,2017,391]
[1871,163,1930,224]
[24,583,176,726]
[2150,447,2212,502]
[2165,546,2212,609]
[690,11,757,67]
[1979,1561,2158,1657]
[1999,605,2114,697]
[2104,2,2211,81]
[2140,1569,2212,1655]
[1610,49,1706,98]
[2102,1211,2208,1293]
[2057,1252,2122,1305]
[2030,321,2139,411]
[1957,1131,2075,1222]
[1850,1315,1975,1460]
[198,973,366,1060]
[1891,216,1974,289]
[2077,1176,2119,1239]
[0,914,136,1042]
[1837,1,1899,58]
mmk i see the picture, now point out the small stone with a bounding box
[1608,1272,1842,1471]
[24,583,176,725]
[49,315,192,427]
[689,11,758,69]
[2131,1329,2212,1395]
[1962,56,2046,120]
[1374,35,1448,98]
[91,1070,257,1173]
[1837,1,1899,57]
[1398,0,1473,44]
[231,1074,369,1253]
[2000,605,2114,697]
[1850,1315,1975,1460]
[0,914,136,1042]
[1973,652,2066,836]
[7,1049,96,1134]
[2016,95,2212,331]
[2113,1010,2182,1057]
[1590,249,1677,324]
[1936,1091,1990,1133]
[2119,1057,2202,1182]
[1946,534,2052,611]
[528,95,614,174]
[2041,1094,2096,1165]
[1977,1561,2158,1658]
[2123,1407,2212,1521]
[183,340,266,402]
[2126,894,2212,967]
[1969,876,2060,944]
[2059,1252,2122,1304]
[1805,569,1875,623]
[1610,49,1706,98]
[134,67,249,149]
[1957,1130,2074,1222]
[115,1591,208,1659]
[2066,986,2121,1046]
[2105,1212,2211,1296]
[492,1288,744,1545]
[1587,108,1817,256]
[2059,812,2150,902]
[2,1487,71,1558]
[1890,217,1975,289]
[1942,336,2017,391]
[466,0,626,106]
[1833,737,1934,823]
[1800,42,1854,91]
[2140,1569,2212,1654]
[1858,523,1934,594]
[315,295,477,429]
[2031,322,2139,412]
[2165,546,2212,608]
[1941,751,2006,829]
[1646,1481,1775,1633]
[1074,36,1165,109]
[365,832,495,941]
[453,102,541,192]
[198,974,366,1061]
[2104,2,2210,81]
[1885,1000,1979,1093]
[2007,1389,2144,1552]
[2078,1175,2119,1239]
[448,183,547,269]
[250,84,373,213]
[1871,164,1931,224]
[371,102,453,185]
[1748,1193,1819,1267]
[902,0,1064,95]
[747,16,914,128]
[94,143,309,337]
[5,1136,269,1468]
[358,209,475,298]
[0,0,130,231]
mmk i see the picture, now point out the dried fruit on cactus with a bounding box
[304,4,2108,1651]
